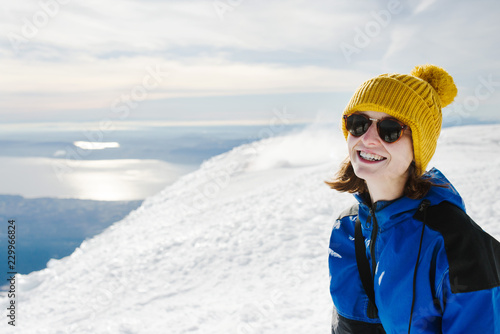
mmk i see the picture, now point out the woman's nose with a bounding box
[361,121,381,144]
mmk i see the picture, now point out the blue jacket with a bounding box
[329,168,500,333]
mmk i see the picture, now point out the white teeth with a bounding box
[360,151,385,161]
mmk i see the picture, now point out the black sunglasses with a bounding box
[344,113,408,143]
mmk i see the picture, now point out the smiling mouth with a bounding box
[358,151,386,162]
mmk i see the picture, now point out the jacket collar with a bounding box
[354,168,465,231]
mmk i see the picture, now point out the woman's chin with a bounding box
[352,164,383,181]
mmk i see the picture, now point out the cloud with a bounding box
[2,1,359,56]
[0,54,367,115]
[413,0,439,14]
[1,0,500,122]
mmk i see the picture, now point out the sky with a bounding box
[1,0,500,124]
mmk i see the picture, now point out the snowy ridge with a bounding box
[2,123,500,333]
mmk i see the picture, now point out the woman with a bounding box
[327,64,500,333]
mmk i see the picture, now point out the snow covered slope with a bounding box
[2,123,500,334]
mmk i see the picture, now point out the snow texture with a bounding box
[1,123,499,333]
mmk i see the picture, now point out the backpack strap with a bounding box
[355,217,378,314]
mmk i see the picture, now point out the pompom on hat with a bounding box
[342,64,458,175]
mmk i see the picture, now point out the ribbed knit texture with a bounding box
[342,65,457,175]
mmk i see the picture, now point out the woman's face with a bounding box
[347,111,414,186]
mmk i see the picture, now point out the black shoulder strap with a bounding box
[355,218,377,309]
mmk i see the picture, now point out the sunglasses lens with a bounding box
[346,114,370,137]
[345,114,405,143]
[378,119,403,143]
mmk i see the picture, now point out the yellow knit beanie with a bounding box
[342,64,457,175]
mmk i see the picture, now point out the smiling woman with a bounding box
[346,110,414,203]
[326,64,500,334]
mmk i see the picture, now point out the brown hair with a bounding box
[325,158,443,200]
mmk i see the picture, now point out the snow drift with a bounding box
[1,123,499,334]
